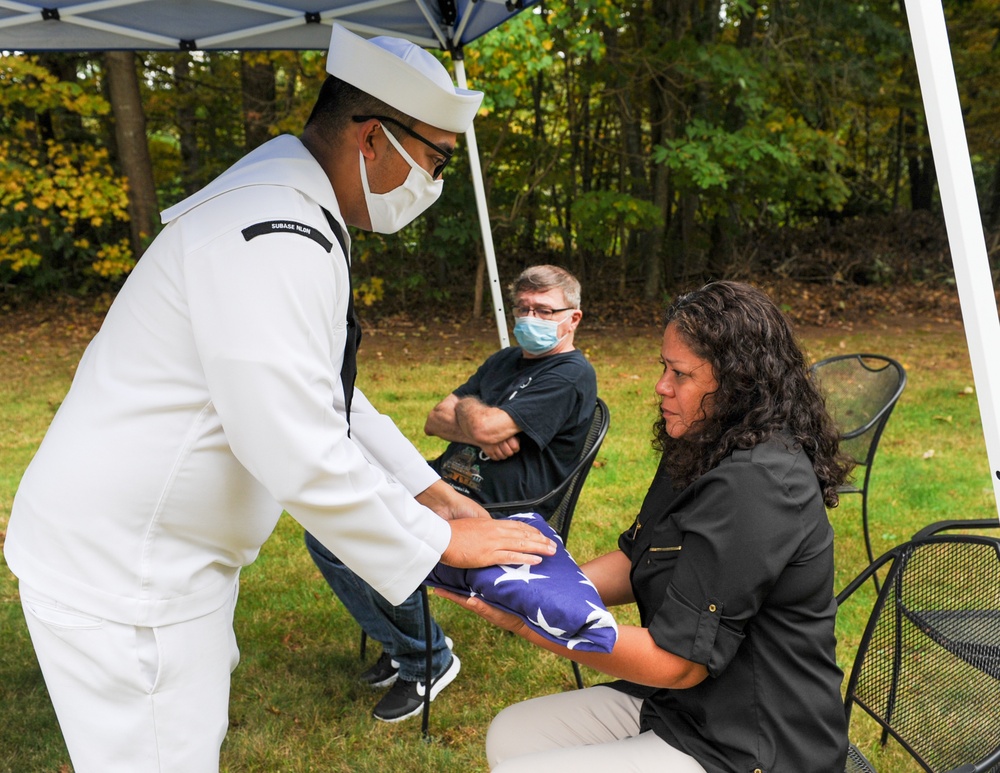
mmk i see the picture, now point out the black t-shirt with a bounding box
[429,347,597,515]
[611,437,848,773]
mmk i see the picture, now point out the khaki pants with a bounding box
[20,583,240,773]
[486,685,707,772]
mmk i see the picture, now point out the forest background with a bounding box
[1,0,999,320]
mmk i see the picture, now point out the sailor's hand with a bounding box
[416,479,490,521]
[440,517,556,568]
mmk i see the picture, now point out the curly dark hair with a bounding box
[654,281,852,507]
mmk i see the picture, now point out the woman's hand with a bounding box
[437,589,709,690]
[434,588,527,637]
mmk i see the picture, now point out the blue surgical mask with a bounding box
[514,316,567,355]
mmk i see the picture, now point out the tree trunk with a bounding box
[241,53,276,152]
[520,70,545,255]
[473,252,485,319]
[890,107,905,211]
[600,20,653,298]
[903,108,936,211]
[643,0,701,297]
[644,164,670,298]
[104,51,158,257]
[174,54,201,197]
[706,0,757,277]
[985,156,1000,236]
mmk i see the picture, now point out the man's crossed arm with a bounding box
[424,393,523,460]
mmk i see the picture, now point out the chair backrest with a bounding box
[837,527,1000,772]
[485,396,610,545]
[810,353,906,491]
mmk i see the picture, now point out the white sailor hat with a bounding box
[325,23,484,134]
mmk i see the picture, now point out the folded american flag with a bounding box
[425,512,618,653]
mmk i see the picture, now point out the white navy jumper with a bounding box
[5,135,450,628]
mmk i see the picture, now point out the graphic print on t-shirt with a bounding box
[438,445,485,495]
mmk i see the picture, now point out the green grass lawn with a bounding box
[1,309,996,772]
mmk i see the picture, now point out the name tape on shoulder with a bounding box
[242,220,333,252]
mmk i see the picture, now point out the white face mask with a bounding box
[360,124,444,234]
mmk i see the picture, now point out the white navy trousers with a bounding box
[19,582,240,773]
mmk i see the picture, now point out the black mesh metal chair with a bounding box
[837,519,1000,773]
[810,353,907,584]
[484,396,610,542]
[845,743,878,773]
[361,397,610,735]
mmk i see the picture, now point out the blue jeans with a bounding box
[304,531,451,682]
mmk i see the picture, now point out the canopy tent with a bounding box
[0,0,531,50]
[1,0,998,518]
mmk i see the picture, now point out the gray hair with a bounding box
[508,265,581,308]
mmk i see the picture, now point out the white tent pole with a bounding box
[452,56,510,348]
[905,0,1000,518]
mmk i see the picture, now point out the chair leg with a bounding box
[360,630,368,660]
[420,585,432,739]
[861,492,881,593]
[572,661,584,690]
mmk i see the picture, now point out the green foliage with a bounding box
[458,0,960,294]
[570,191,664,255]
[1,0,996,305]
[654,114,850,219]
[0,56,133,293]
[469,13,557,110]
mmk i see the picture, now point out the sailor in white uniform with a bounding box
[4,24,554,772]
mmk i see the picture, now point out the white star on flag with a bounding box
[577,571,597,591]
[528,607,567,638]
[584,601,618,631]
[494,563,549,585]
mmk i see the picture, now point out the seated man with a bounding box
[305,264,598,722]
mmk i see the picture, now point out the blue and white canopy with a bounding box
[0,0,536,52]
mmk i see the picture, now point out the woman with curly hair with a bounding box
[440,281,853,772]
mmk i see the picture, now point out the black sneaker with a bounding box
[359,637,453,690]
[371,654,461,723]
[360,652,400,689]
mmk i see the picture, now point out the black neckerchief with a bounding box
[321,209,361,435]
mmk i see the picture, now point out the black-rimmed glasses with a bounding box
[513,305,574,320]
[352,114,454,179]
